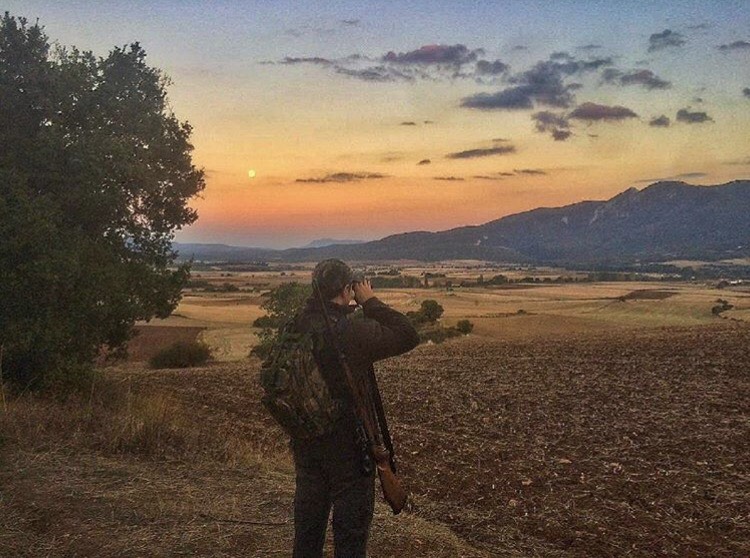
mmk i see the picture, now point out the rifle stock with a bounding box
[372,445,407,514]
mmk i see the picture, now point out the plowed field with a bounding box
[119,322,749,556]
[3,322,748,556]
[378,323,750,556]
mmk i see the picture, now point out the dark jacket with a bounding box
[295,296,419,430]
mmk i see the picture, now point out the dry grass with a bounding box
[0,365,494,557]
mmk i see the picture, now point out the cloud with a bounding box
[602,68,671,89]
[280,56,333,66]
[434,176,464,181]
[688,23,711,30]
[577,44,602,51]
[674,172,708,179]
[473,175,504,180]
[676,108,713,124]
[550,51,574,61]
[445,145,516,159]
[400,121,417,126]
[649,115,671,127]
[636,172,707,183]
[531,111,572,141]
[475,59,509,76]
[551,129,573,141]
[648,29,686,52]
[569,102,638,121]
[744,87,750,98]
[513,63,577,108]
[383,44,483,66]
[461,87,535,109]
[512,45,529,51]
[515,168,546,175]
[461,56,613,111]
[562,57,615,73]
[718,40,750,52]
[723,156,750,166]
[417,159,431,165]
[334,65,414,82]
[380,152,403,162]
[278,43,509,83]
[296,172,386,183]
[341,19,361,26]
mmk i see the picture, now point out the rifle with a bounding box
[312,279,408,515]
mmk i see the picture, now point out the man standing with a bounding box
[291,259,419,557]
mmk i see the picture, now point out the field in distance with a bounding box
[129,262,750,362]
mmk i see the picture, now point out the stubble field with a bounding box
[2,264,749,556]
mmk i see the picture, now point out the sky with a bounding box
[7,1,750,248]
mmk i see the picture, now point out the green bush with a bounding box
[712,299,733,315]
[149,341,212,369]
[486,274,509,285]
[407,299,445,326]
[252,315,276,328]
[418,325,463,344]
[369,275,422,288]
[456,319,474,334]
[420,300,444,322]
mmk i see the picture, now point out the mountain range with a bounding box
[175,180,750,265]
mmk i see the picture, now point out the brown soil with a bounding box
[2,322,749,556]
[379,322,750,556]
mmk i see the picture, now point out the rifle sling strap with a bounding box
[367,364,398,474]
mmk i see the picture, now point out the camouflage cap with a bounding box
[312,259,354,299]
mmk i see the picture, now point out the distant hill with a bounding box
[300,238,365,249]
[176,181,750,264]
[173,243,276,262]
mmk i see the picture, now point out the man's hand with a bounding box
[353,279,375,305]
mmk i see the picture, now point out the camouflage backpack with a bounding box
[259,316,344,439]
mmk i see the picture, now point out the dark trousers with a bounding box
[291,423,375,558]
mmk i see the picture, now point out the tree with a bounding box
[0,14,205,388]
[419,300,444,322]
[407,299,445,326]
[251,282,312,358]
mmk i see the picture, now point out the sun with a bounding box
[248,169,256,179]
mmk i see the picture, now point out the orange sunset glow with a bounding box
[11,1,749,248]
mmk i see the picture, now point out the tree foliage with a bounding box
[407,299,445,326]
[0,14,205,388]
[251,282,312,358]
